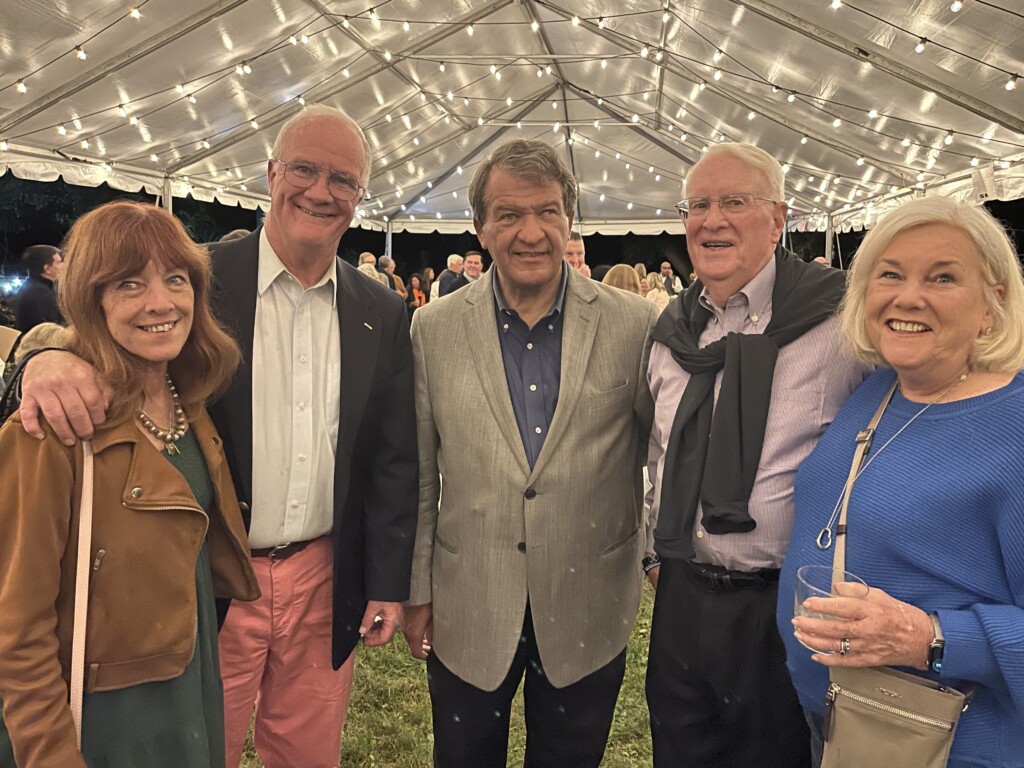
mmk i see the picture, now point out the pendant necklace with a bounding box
[137,374,188,455]
[815,371,969,550]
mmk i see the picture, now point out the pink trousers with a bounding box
[219,536,356,768]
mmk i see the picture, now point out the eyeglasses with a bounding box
[675,193,776,219]
[273,160,366,202]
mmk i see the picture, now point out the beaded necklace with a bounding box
[137,374,188,455]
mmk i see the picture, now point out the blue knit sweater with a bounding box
[778,368,1024,768]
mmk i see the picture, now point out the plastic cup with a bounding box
[793,564,869,654]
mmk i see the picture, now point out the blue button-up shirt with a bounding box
[493,264,569,469]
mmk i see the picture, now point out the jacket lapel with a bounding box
[209,230,259,503]
[462,273,531,477]
[529,271,599,482]
[336,260,382,463]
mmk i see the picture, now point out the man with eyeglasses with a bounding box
[16,105,418,768]
[643,143,869,767]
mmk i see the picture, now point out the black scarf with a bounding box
[651,247,846,559]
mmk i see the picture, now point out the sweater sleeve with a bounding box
[936,499,1024,723]
[0,421,88,767]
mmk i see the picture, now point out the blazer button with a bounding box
[130,487,143,499]
[517,542,527,552]
[239,501,250,512]
[211,437,220,445]
[524,488,537,500]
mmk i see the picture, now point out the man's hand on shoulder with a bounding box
[402,603,433,661]
[20,350,110,444]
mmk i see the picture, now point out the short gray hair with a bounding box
[469,139,577,223]
[687,142,785,202]
[841,196,1024,373]
[447,253,463,268]
[271,104,372,186]
[377,255,393,270]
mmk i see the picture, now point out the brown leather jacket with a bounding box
[0,410,259,768]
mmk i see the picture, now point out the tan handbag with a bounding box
[820,383,971,768]
[69,440,94,748]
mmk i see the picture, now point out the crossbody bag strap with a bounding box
[832,380,898,577]
[70,440,94,749]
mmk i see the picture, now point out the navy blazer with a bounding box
[208,229,418,667]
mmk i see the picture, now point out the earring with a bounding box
[983,327,993,336]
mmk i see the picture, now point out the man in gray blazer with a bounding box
[403,139,659,767]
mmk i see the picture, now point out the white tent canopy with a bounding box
[1,0,1022,237]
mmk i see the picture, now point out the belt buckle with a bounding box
[268,542,293,561]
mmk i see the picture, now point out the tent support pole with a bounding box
[824,215,835,265]
[162,177,173,214]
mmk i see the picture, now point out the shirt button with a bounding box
[696,529,705,539]
[298,454,307,462]
[298,402,306,411]
[130,487,143,499]
[503,324,509,330]
[524,489,537,500]
[526,342,534,350]
[290,500,299,508]
[548,324,554,331]
[298,308,305,316]
[751,314,759,323]
[517,541,527,552]
[529,384,537,392]
[534,426,542,434]
[299,355,307,364]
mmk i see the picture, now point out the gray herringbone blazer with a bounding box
[409,268,658,690]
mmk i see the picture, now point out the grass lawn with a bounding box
[241,583,655,767]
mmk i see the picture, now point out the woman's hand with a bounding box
[791,582,935,669]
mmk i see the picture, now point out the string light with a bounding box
[914,38,927,54]
[831,0,842,8]
[950,1,963,10]
[341,16,350,28]
[0,141,7,152]
[150,153,158,162]
[713,69,722,80]
[187,93,197,104]
[781,163,790,173]
[571,15,580,26]
[369,9,379,22]
[289,35,297,44]
[342,68,350,77]
[856,156,865,165]
[250,119,259,129]
[800,136,808,144]
[80,139,89,149]
[118,104,127,117]
[16,80,27,93]
[747,111,756,120]
[466,24,474,36]
[868,109,879,119]
[600,59,607,69]
[787,92,796,103]
[944,130,954,145]
[439,61,445,72]
[531,20,539,32]
[713,49,723,63]
[598,17,606,29]
[901,137,912,146]
[699,81,706,91]
[75,46,87,60]
[662,11,670,22]
[300,34,309,44]
[1006,74,1018,91]
[129,7,141,18]
[403,21,410,32]
[57,124,67,136]
[832,118,842,127]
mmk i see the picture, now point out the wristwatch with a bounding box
[642,553,661,573]
[927,613,945,673]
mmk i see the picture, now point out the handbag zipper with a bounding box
[829,681,953,731]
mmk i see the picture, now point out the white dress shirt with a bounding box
[249,229,341,548]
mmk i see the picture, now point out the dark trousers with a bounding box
[646,558,811,768]
[427,604,626,768]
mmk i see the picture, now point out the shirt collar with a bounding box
[493,261,569,323]
[698,254,775,315]
[257,227,338,307]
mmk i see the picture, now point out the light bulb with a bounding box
[76,46,86,60]
[950,1,963,10]
[914,38,926,54]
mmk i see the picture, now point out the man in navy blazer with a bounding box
[18,105,418,768]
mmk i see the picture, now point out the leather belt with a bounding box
[683,560,781,591]
[251,538,317,561]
